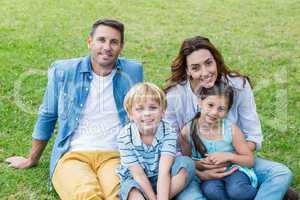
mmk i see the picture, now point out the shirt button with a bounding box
[76,117,79,121]
[89,75,92,79]
[80,104,83,107]
[85,87,89,91]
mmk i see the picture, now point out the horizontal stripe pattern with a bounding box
[117,121,177,179]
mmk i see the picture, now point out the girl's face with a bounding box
[186,49,218,89]
[129,98,164,135]
[198,95,229,124]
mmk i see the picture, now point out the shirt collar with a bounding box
[130,121,165,147]
[79,55,122,73]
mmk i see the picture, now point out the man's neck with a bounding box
[91,61,115,76]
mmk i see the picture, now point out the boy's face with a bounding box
[198,95,229,124]
[129,98,164,135]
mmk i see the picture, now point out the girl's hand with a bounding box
[205,152,233,165]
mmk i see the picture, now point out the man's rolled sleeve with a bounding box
[32,65,59,141]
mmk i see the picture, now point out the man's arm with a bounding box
[6,64,60,169]
[6,139,48,168]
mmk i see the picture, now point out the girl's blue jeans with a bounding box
[201,170,257,200]
[175,157,293,200]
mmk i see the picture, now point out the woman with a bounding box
[164,36,293,200]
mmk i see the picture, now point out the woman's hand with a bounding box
[196,166,238,181]
[195,159,230,170]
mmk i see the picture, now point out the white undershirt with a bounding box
[69,70,121,152]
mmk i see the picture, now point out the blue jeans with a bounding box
[201,171,257,200]
[175,157,293,200]
[120,156,195,200]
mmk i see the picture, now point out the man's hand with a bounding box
[5,156,37,169]
[5,139,48,169]
[196,166,237,181]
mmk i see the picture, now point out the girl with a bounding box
[180,81,257,200]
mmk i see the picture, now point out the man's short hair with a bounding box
[90,19,124,44]
[124,82,167,114]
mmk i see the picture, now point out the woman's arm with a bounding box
[195,167,237,181]
[236,79,263,150]
[157,155,174,200]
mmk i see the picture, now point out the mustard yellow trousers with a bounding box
[52,151,120,200]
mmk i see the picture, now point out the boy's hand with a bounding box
[5,156,37,169]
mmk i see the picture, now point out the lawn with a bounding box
[0,0,299,199]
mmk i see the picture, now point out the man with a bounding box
[6,19,143,200]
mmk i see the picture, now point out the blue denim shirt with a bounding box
[165,76,263,150]
[32,55,143,178]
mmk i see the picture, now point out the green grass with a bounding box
[1,0,299,199]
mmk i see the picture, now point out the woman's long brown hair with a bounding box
[164,36,251,92]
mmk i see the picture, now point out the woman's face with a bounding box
[186,49,218,89]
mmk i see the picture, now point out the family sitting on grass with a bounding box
[6,18,298,200]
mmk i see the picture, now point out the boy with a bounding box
[117,82,195,200]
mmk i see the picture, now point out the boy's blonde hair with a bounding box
[124,82,167,114]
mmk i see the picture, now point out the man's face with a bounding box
[88,25,123,69]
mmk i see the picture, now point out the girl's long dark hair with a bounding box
[191,112,207,158]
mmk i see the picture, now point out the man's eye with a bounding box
[208,103,214,107]
[111,40,120,45]
[98,37,105,42]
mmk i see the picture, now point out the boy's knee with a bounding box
[172,156,195,184]
[127,188,145,200]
